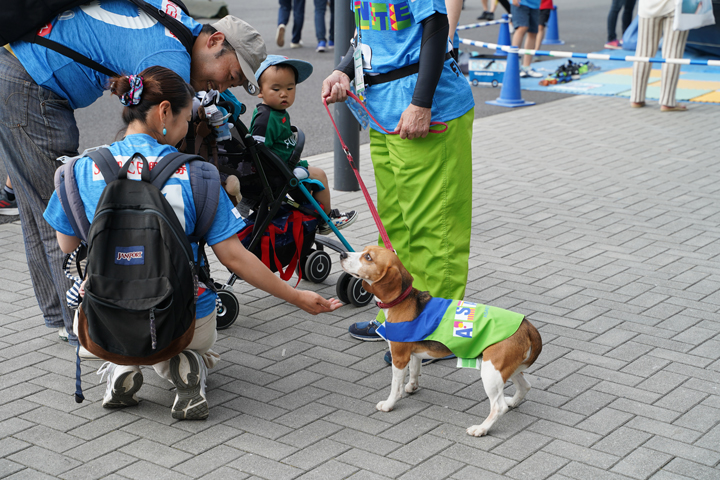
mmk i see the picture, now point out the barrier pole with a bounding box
[332,0,360,191]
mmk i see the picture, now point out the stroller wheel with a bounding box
[347,277,373,307]
[216,289,239,330]
[336,272,352,304]
[303,250,332,283]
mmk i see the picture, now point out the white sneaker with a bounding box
[170,350,208,420]
[78,345,99,360]
[276,24,286,47]
[97,362,143,408]
[290,40,303,49]
[523,67,543,78]
[58,326,68,342]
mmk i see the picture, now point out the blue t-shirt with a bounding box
[353,0,474,132]
[520,0,541,9]
[11,0,202,109]
[43,134,246,317]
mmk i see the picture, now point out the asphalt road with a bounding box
[1,0,614,224]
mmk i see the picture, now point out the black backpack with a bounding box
[1,0,194,77]
[54,148,220,366]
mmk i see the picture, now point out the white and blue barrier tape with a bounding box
[456,18,510,31]
[459,38,720,67]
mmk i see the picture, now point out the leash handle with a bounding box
[345,90,448,135]
[323,95,393,251]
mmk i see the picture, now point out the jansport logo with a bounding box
[115,246,145,265]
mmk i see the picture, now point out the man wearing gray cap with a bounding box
[0,0,266,351]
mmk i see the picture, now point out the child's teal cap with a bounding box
[255,55,313,84]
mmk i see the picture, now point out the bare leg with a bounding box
[512,26,528,49]
[536,25,546,49]
[523,32,537,68]
[308,166,331,214]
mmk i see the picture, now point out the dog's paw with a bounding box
[466,425,488,437]
[404,382,419,394]
[505,396,520,408]
[376,400,395,412]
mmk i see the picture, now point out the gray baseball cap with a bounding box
[212,16,267,95]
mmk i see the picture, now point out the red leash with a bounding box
[322,90,448,252]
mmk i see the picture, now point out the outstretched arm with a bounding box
[211,235,342,314]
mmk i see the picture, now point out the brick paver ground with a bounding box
[1,95,720,479]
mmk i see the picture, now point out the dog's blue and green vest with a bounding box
[376,299,524,360]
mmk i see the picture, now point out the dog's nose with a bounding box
[340,251,348,260]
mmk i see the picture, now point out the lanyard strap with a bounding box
[323,94,392,250]
[322,90,447,251]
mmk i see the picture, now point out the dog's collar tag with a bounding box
[376,284,413,309]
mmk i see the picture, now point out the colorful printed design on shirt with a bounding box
[354,1,413,31]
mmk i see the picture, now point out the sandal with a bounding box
[660,104,687,112]
[631,101,645,108]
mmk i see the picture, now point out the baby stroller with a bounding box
[186,92,373,329]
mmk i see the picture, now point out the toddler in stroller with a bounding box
[186,81,372,330]
[250,55,357,235]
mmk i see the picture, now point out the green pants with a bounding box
[370,108,474,322]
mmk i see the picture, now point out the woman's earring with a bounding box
[162,125,167,136]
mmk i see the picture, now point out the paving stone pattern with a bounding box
[1,95,719,479]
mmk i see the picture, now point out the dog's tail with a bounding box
[521,319,543,368]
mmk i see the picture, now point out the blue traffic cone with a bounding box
[495,14,512,57]
[486,48,535,108]
[542,6,564,45]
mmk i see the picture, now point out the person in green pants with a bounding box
[322,0,474,364]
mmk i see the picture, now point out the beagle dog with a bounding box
[340,246,542,437]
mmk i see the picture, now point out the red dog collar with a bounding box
[376,284,413,309]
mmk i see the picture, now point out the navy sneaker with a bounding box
[384,350,456,365]
[348,321,383,341]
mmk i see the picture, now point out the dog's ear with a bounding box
[399,266,414,292]
[369,264,403,302]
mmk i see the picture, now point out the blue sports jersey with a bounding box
[44,134,246,317]
[352,0,474,131]
[11,0,202,109]
[521,0,541,9]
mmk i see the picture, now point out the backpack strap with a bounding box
[86,148,121,183]
[29,35,118,77]
[54,156,90,241]
[26,0,194,77]
[151,152,220,243]
[128,0,194,56]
